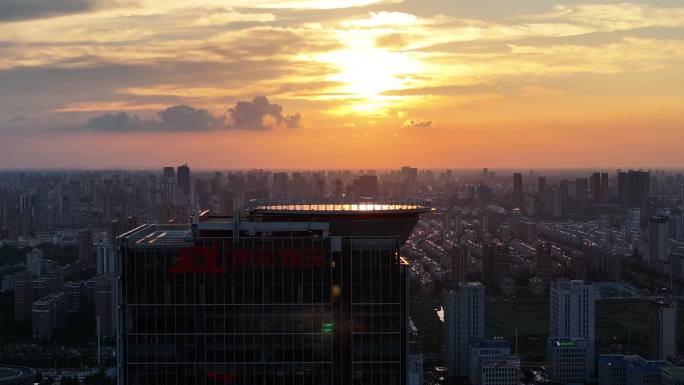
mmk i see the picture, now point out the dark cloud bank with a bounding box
[0,0,97,22]
[87,96,302,132]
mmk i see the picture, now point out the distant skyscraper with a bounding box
[538,177,547,199]
[357,174,379,197]
[543,186,563,217]
[96,242,115,275]
[513,173,523,205]
[591,173,602,202]
[272,172,289,198]
[162,166,175,179]
[14,270,33,321]
[476,184,493,209]
[482,242,510,290]
[177,164,191,197]
[600,172,610,203]
[618,171,651,212]
[63,281,83,314]
[649,215,670,267]
[576,178,589,203]
[96,275,115,338]
[450,244,467,283]
[550,280,597,375]
[649,300,677,361]
[443,282,485,378]
[401,166,418,198]
[626,208,642,232]
[536,241,553,285]
[32,291,66,338]
[219,190,234,216]
[78,229,94,266]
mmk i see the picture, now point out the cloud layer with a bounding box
[87,97,301,132]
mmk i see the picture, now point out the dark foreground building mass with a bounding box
[116,201,430,385]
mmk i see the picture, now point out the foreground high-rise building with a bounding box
[649,300,678,361]
[549,280,597,375]
[116,201,430,385]
[443,282,485,378]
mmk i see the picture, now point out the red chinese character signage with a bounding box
[168,247,226,274]
[168,246,326,274]
[207,371,234,383]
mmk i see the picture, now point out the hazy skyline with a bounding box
[1,0,683,169]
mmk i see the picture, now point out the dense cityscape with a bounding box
[0,166,682,384]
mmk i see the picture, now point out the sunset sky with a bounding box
[0,0,683,169]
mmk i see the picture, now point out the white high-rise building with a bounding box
[443,282,485,378]
[649,215,671,267]
[550,280,597,375]
[649,300,678,361]
[469,338,516,385]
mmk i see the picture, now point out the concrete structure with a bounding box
[444,282,485,378]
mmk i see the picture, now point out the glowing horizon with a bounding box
[0,0,683,168]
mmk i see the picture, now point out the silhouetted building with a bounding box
[64,281,84,314]
[450,244,467,284]
[163,166,175,179]
[576,178,589,203]
[78,229,94,266]
[482,242,510,290]
[618,171,650,213]
[513,173,523,205]
[649,215,670,267]
[177,164,191,197]
[536,241,553,285]
[13,270,33,321]
[96,275,115,338]
[357,174,379,197]
[116,201,429,385]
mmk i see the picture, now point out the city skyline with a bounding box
[1,0,684,168]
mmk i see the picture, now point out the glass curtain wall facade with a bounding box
[117,232,407,385]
